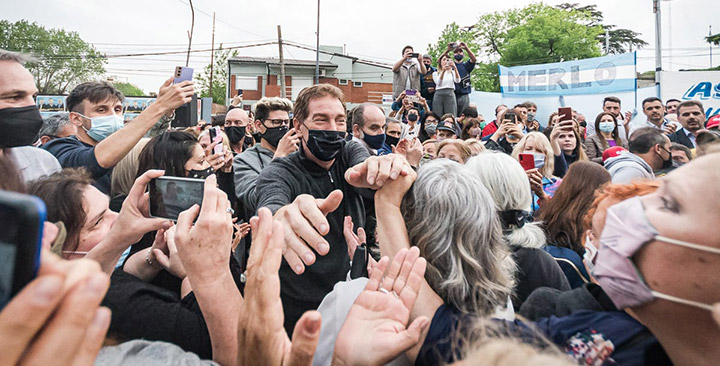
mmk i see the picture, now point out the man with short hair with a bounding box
[224,108,252,154]
[666,98,681,115]
[233,97,296,218]
[0,49,61,182]
[392,45,426,99]
[350,103,386,156]
[481,104,507,139]
[630,97,681,137]
[669,100,706,149]
[38,113,77,145]
[255,84,409,333]
[382,117,403,153]
[669,142,692,165]
[419,54,436,108]
[458,106,478,128]
[43,79,192,194]
[591,96,631,139]
[605,127,672,183]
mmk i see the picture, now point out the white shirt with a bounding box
[629,118,682,137]
[432,70,461,90]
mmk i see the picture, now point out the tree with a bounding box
[113,82,145,97]
[0,20,106,94]
[196,45,237,105]
[557,3,649,54]
[706,33,720,46]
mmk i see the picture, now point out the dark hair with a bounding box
[66,81,124,114]
[461,106,478,118]
[522,101,537,109]
[401,45,414,55]
[494,104,507,114]
[593,112,621,147]
[642,96,662,109]
[539,161,611,255]
[666,98,681,105]
[628,127,666,154]
[350,103,384,129]
[27,168,93,255]
[254,97,293,122]
[460,118,481,140]
[137,131,199,178]
[603,96,621,107]
[676,100,704,116]
[211,114,226,127]
[670,142,692,161]
[293,84,345,123]
[513,104,527,110]
[420,111,441,141]
[0,154,25,193]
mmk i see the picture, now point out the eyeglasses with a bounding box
[262,118,291,128]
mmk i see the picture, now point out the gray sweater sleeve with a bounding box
[610,165,648,184]
[255,160,295,214]
[233,154,262,213]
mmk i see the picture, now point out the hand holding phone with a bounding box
[518,153,536,171]
[173,66,194,84]
[558,107,572,123]
[149,176,205,221]
[209,126,224,156]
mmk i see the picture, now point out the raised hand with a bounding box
[332,247,430,366]
[344,154,411,189]
[274,128,300,159]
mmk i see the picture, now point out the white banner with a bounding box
[660,71,720,118]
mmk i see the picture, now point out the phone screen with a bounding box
[149,177,205,221]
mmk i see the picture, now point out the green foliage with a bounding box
[196,45,237,105]
[113,82,145,97]
[707,33,720,46]
[428,2,646,92]
[0,20,106,94]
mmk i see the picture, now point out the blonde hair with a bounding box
[111,138,150,197]
[512,132,555,178]
[438,139,473,163]
[465,138,486,156]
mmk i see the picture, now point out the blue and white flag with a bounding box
[499,53,636,96]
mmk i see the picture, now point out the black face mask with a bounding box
[304,126,346,162]
[225,126,246,145]
[262,125,288,148]
[659,147,673,170]
[385,135,400,148]
[0,105,44,148]
[188,167,214,179]
[252,132,262,143]
[407,113,419,122]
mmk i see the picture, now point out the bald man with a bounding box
[224,108,252,154]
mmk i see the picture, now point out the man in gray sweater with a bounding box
[233,97,298,219]
[605,127,671,183]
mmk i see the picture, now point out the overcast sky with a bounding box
[4,0,718,92]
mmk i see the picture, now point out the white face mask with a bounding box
[583,234,598,274]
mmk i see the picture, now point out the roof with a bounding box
[228,56,337,68]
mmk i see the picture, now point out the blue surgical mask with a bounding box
[532,153,545,169]
[599,121,616,133]
[78,113,124,142]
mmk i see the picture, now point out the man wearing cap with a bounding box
[669,100,706,149]
[419,54,436,109]
[436,120,457,142]
[706,114,720,131]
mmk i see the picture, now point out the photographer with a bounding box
[392,46,427,100]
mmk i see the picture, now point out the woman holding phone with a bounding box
[431,55,461,117]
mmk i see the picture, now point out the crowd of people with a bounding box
[1,43,720,366]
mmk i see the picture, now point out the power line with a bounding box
[174,0,269,40]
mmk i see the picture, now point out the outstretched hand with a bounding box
[332,247,429,366]
[345,154,412,190]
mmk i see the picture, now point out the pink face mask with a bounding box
[593,196,720,311]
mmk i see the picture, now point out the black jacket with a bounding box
[256,141,371,333]
[668,128,694,149]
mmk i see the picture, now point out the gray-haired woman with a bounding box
[466,152,570,310]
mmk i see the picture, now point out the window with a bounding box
[353,81,363,88]
[339,79,349,85]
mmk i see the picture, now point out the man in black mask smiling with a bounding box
[0,49,61,182]
[233,97,296,219]
[255,84,411,334]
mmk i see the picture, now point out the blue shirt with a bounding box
[42,136,112,194]
[453,60,475,95]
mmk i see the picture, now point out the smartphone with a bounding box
[411,52,419,59]
[149,176,205,221]
[209,126,224,155]
[504,111,516,124]
[405,89,419,103]
[518,153,535,171]
[236,89,243,96]
[349,243,369,280]
[558,107,573,123]
[448,42,457,50]
[173,66,194,84]
[0,190,46,310]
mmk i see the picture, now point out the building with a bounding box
[226,45,393,110]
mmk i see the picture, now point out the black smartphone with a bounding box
[149,176,205,221]
[504,111,516,124]
[236,89,243,96]
[350,243,369,280]
[411,52,419,59]
[0,190,46,310]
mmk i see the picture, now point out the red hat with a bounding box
[602,146,627,163]
[706,114,720,130]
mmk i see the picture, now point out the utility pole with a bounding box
[277,25,287,98]
[605,29,610,55]
[315,0,320,84]
[653,0,662,85]
[185,0,195,67]
[711,26,714,68]
[209,12,215,99]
